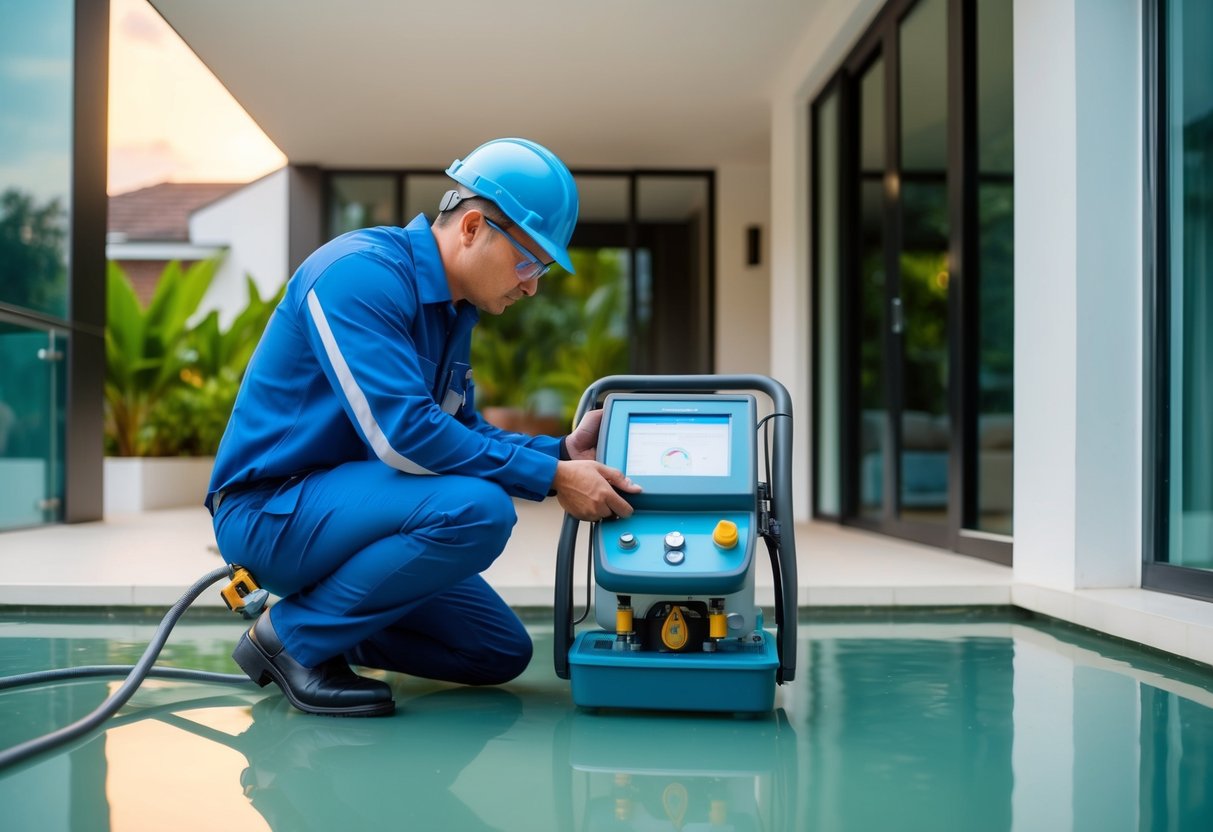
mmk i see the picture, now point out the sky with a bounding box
[107,0,286,195]
[0,1,72,203]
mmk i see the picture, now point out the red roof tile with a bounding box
[108,182,243,241]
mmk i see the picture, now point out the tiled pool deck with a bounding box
[0,501,1210,667]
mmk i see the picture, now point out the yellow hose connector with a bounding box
[710,611,728,639]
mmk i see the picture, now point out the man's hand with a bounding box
[552,459,642,522]
[565,409,603,461]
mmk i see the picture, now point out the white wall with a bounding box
[769,0,885,520]
[1013,0,1142,590]
[715,163,772,377]
[190,167,290,325]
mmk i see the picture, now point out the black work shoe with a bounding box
[233,611,395,717]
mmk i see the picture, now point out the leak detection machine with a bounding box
[554,375,797,713]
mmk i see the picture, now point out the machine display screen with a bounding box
[624,415,731,477]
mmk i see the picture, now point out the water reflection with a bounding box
[554,709,798,831]
[227,687,524,831]
[799,620,1213,832]
[2,618,1213,830]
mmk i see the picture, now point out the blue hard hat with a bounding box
[446,138,579,274]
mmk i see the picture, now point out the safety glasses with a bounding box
[482,218,552,282]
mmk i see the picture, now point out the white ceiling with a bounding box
[150,0,822,171]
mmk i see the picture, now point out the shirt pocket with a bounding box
[440,361,473,416]
[416,355,438,394]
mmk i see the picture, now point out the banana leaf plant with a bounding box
[104,261,283,456]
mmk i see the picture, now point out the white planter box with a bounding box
[104,456,215,515]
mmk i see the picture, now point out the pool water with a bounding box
[0,609,1210,831]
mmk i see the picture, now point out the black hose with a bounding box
[0,665,251,692]
[0,565,247,771]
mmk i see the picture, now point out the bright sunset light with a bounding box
[107,0,286,195]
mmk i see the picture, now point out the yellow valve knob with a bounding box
[713,520,739,549]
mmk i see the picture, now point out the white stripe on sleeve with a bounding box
[306,288,435,476]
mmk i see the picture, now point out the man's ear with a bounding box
[459,209,484,246]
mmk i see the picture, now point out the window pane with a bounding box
[576,176,629,223]
[857,55,888,520]
[1167,0,1213,571]
[977,185,1014,535]
[328,175,396,237]
[0,323,65,529]
[897,0,951,525]
[0,0,73,320]
[974,0,1014,536]
[898,181,950,524]
[860,57,885,173]
[900,0,949,173]
[977,0,1014,175]
[858,180,887,520]
[403,174,451,222]
[636,176,711,374]
[816,88,842,516]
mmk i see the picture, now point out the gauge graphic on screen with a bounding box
[661,447,692,470]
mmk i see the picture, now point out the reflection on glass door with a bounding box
[1164,0,1213,573]
[974,0,1015,536]
[856,57,888,522]
[0,322,65,530]
[897,0,950,526]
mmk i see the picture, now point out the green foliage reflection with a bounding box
[0,189,68,318]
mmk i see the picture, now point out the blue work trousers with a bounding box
[213,461,532,684]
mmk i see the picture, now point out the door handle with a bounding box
[890,297,904,334]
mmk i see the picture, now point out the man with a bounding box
[208,138,641,716]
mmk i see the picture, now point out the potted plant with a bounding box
[103,260,281,513]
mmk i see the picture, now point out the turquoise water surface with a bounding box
[0,609,1210,831]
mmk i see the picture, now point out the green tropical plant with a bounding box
[104,261,283,456]
[144,277,284,455]
[470,247,629,425]
[538,279,629,414]
[105,259,217,456]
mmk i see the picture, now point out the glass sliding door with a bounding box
[324,169,714,425]
[636,175,714,374]
[813,0,1013,562]
[1167,0,1213,573]
[1147,0,1213,598]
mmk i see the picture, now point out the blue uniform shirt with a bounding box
[206,214,561,512]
